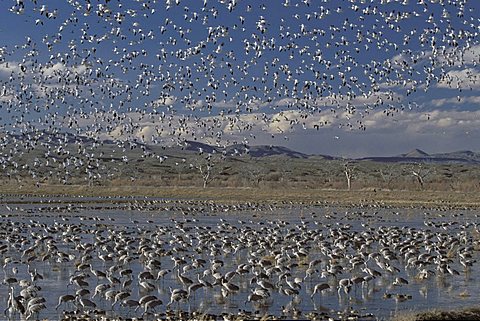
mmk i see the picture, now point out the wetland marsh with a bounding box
[1,197,479,320]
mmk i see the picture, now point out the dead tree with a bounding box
[343,161,356,191]
[192,155,216,188]
[407,163,434,190]
[173,158,187,184]
[377,165,399,190]
[247,165,266,187]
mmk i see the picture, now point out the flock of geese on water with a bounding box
[0,198,478,320]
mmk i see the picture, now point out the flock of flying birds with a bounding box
[0,0,479,181]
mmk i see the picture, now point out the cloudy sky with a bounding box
[0,0,479,157]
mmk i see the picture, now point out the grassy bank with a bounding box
[393,308,480,321]
[1,182,479,207]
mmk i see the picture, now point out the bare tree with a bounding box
[407,163,434,190]
[377,165,400,190]
[247,164,267,187]
[173,157,187,185]
[192,154,216,188]
[343,161,356,191]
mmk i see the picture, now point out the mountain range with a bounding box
[358,148,480,164]
[179,141,480,164]
[2,131,480,164]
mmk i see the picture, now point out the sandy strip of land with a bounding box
[0,183,478,208]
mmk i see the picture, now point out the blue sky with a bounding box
[0,0,479,157]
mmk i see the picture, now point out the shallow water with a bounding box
[0,198,479,320]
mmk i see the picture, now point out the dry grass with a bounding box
[3,143,480,194]
[393,308,480,321]
[1,181,480,208]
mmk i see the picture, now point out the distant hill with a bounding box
[433,150,480,162]
[181,141,309,158]
[182,140,219,154]
[8,130,96,145]
[245,145,309,158]
[359,149,480,164]
[1,131,479,164]
[176,142,480,163]
[399,149,430,158]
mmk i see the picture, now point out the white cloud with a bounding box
[273,98,296,107]
[211,99,237,109]
[40,62,88,78]
[245,98,270,111]
[462,45,480,65]
[430,96,480,107]
[0,61,22,75]
[42,62,66,77]
[71,107,480,157]
[79,108,480,138]
[267,91,404,110]
[136,125,157,141]
[185,99,204,110]
[436,117,453,128]
[437,44,480,68]
[0,85,18,103]
[152,95,176,106]
[379,44,480,93]
[437,68,480,90]
[207,91,404,113]
[0,94,16,103]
